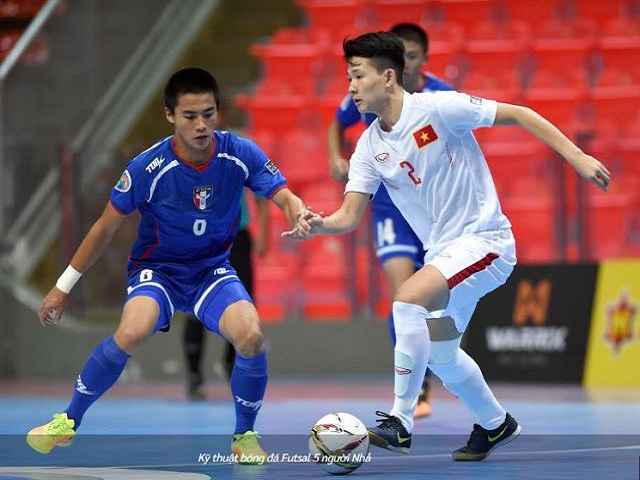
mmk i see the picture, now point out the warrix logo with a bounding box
[512,279,552,325]
[486,278,568,352]
[235,396,263,411]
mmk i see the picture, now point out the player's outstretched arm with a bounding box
[282,191,370,240]
[270,187,306,229]
[494,103,611,192]
[39,201,125,326]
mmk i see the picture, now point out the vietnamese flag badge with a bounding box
[412,124,438,149]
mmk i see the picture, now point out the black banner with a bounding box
[465,264,598,382]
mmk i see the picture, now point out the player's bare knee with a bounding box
[233,326,264,357]
[113,326,149,353]
[394,283,420,306]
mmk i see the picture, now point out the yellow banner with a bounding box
[584,260,640,386]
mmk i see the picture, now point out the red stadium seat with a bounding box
[463,19,530,80]
[277,129,331,191]
[588,68,640,125]
[0,0,47,21]
[371,0,432,26]
[268,26,333,47]
[298,235,353,321]
[249,42,329,91]
[617,136,640,178]
[497,0,564,27]
[254,251,299,322]
[245,129,277,159]
[233,93,312,131]
[523,68,591,126]
[482,139,550,198]
[299,183,344,215]
[421,21,466,85]
[596,17,640,72]
[439,0,501,26]
[585,189,638,260]
[296,0,374,31]
[460,69,523,103]
[528,17,598,79]
[573,0,625,25]
[501,195,557,264]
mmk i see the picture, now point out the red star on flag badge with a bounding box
[412,124,438,149]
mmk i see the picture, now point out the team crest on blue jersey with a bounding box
[194,186,213,210]
[114,170,132,192]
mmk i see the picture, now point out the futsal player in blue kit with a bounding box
[26,67,306,464]
[327,23,452,418]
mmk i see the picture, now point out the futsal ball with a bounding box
[308,412,370,475]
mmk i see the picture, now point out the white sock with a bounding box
[389,301,430,432]
[429,349,506,430]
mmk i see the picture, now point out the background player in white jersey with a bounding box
[286,32,610,461]
[327,22,453,419]
[27,67,306,464]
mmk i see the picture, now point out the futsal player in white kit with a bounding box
[284,31,610,461]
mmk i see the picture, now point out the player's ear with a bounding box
[385,68,395,85]
[165,107,175,124]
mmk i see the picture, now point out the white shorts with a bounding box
[424,228,516,332]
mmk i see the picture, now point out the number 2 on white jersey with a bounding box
[400,160,422,185]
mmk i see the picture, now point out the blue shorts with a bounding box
[125,260,251,336]
[371,186,424,268]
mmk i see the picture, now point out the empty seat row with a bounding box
[248,14,640,106]
[296,0,640,33]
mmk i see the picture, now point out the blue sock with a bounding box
[230,350,267,435]
[388,311,397,346]
[65,335,130,429]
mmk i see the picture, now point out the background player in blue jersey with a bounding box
[327,23,453,419]
[27,67,305,464]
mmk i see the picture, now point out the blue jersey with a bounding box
[111,131,286,274]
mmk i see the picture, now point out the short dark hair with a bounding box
[390,22,429,53]
[343,31,405,87]
[163,67,220,112]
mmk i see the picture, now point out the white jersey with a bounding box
[346,90,511,251]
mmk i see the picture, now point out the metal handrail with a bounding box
[4,0,220,278]
[0,0,62,80]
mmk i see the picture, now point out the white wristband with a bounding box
[55,265,82,294]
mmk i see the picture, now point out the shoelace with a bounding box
[47,414,73,435]
[235,431,261,444]
[374,411,400,430]
[466,424,486,446]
